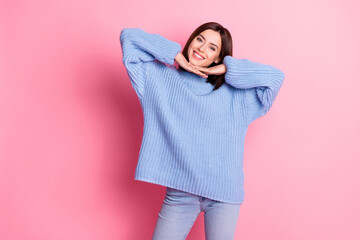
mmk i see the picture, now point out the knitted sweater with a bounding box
[119,28,284,204]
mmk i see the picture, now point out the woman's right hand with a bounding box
[175,52,208,78]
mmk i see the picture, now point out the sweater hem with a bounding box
[134,175,244,205]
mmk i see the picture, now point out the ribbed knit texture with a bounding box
[120,28,285,204]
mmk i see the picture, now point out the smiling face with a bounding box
[187,29,222,68]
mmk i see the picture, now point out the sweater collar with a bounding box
[181,71,215,96]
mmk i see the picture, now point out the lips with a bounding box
[193,50,205,60]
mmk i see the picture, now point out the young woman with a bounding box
[120,22,285,240]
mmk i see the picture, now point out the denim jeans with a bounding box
[152,187,241,240]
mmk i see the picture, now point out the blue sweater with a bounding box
[120,28,284,204]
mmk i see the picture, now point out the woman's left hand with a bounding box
[189,63,227,76]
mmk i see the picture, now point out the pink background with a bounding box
[1,0,359,239]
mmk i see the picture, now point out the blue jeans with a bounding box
[152,187,241,240]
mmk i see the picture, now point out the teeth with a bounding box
[194,52,204,59]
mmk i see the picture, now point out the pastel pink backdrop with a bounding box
[1,0,359,239]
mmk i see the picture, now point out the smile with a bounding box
[193,51,205,60]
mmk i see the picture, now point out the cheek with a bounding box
[189,41,196,48]
[208,53,218,61]
[188,47,193,56]
[188,43,195,54]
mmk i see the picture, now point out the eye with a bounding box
[196,37,203,42]
[210,47,216,51]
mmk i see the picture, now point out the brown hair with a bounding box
[179,22,233,91]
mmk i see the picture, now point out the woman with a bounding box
[120,22,285,240]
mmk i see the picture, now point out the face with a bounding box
[187,29,222,68]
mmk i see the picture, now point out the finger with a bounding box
[196,69,208,78]
[191,67,205,76]
[190,63,200,69]
[190,67,204,77]
[195,68,208,78]
[195,70,208,78]
[188,65,201,74]
[187,65,208,78]
[186,66,196,73]
[193,66,209,74]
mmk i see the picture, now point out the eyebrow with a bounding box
[199,34,219,50]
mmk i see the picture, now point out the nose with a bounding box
[198,43,206,52]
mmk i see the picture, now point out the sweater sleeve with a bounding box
[223,56,285,125]
[119,28,182,100]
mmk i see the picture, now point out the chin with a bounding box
[190,61,201,67]
[189,59,206,67]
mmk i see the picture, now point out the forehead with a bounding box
[198,29,221,46]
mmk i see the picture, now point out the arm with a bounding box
[223,56,285,125]
[119,28,182,100]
